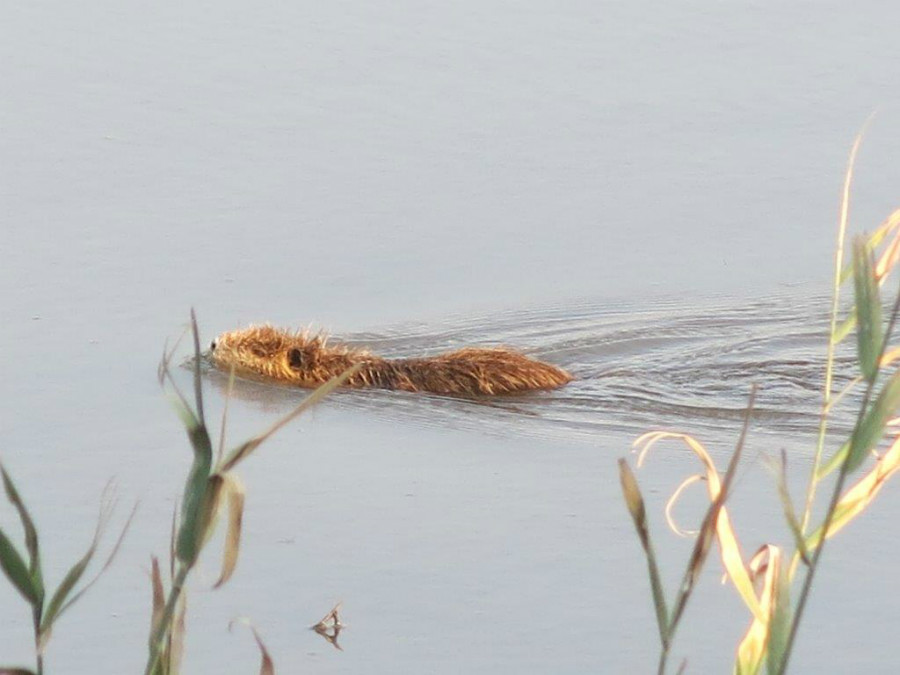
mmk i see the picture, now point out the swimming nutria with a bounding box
[208,325,572,396]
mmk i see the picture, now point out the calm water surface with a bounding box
[3,1,900,673]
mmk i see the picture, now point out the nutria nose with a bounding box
[209,340,217,351]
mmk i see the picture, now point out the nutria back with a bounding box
[209,325,572,396]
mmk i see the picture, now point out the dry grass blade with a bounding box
[55,500,137,623]
[665,474,704,537]
[618,459,669,647]
[149,557,165,646]
[806,433,900,551]
[212,472,245,589]
[734,545,786,675]
[168,594,187,675]
[635,431,763,622]
[668,387,757,632]
[220,363,363,473]
[229,618,275,675]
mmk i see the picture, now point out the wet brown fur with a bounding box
[209,325,572,396]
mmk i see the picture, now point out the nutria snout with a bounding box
[209,325,572,396]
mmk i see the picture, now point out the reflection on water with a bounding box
[312,603,345,651]
[203,290,857,444]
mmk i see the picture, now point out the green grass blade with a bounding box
[853,237,882,383]
[816,440,849,481]
[175,428,213,565]
[832,311,856,345]
[773,450,810,566]
[0,464,43,609]
[846,371,900,474]
[0,527,40,605]
[618,459,669,646]
[765,569,793,675]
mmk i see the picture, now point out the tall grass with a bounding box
[619,130,900,673]
[0,311,357,674]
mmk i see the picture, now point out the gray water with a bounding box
[3,1,900,672]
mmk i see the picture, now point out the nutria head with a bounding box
[209,325,333,387]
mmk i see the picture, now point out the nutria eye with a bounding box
[288,347,304,369]
[209,340,217,351]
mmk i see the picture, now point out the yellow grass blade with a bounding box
[734,545,785,675]
[734,544,790,675]
[806,434,900,551]
[634,432,764,623]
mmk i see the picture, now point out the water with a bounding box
[3,1,900,672]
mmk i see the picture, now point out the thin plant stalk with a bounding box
[801,129,866,532]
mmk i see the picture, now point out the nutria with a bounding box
[208,325,572,396]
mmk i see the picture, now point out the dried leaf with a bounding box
[213,472,246,589]
[634,431,764,622]
[734,546,785,675]
[230,618,275,675]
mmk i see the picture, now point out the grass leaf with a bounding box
[229,618,275,675]
[845,370,900,474]
[0,528,40,606]
[852,237,882,383]
[0,464,43,607]
[175,425,213,566]
[212,473,246,589]
[772,451,810,565]
[806,433,900,551]
[220,363,362,473]
[149,556,166,653]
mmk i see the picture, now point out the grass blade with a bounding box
[669,387,756,632]
[175,367,214,564]
[0,465,43,605]
[765,564,792,675]
[212,473,245,589]
[852,237,882,383]
[772,450,810,566]
[0,528,40,605]
[618,459,669,647]
[845,370,900,474]
[149,556,166,649]
[220,363,362,473]
[229,619,275,675]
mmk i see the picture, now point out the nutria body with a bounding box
[209,325,572,396]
